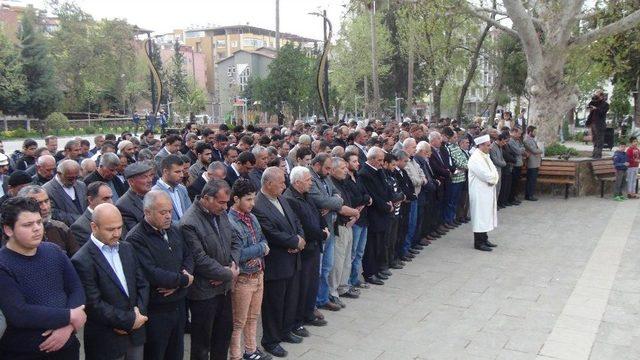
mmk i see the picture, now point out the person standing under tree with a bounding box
[586,90,610,159]
[468,135,499,252]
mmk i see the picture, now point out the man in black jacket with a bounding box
[116,162,154,236]
[127,190,194,360]
[70,181,113,246]
[180,180,240,360]
[587,90,610,159]
[71,203,149,360]
[84,152,128,202]
[283,166,329,339]
[252,167,306,357]
[358,147,393,286]
[428,132,452,234]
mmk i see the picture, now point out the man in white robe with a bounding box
[468,134,500,251]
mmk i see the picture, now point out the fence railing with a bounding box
[0,116,135,132]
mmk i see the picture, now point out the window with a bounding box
[195,42,202,53]
[239,65,251,91]
[242,38,264,48]
[227,65,236,78]
[216,40,226,47]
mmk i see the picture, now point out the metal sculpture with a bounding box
[144,38,163,115]
[310,11,332,123]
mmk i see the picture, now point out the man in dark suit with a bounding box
[71,181,113,246]
[43,159,88,226]
[283,166,330,337]
[248,146,268,190]
[353,129,368,167]
[428,132,453,233]
[116,162,155,236]
[180,180,240,360]
[187,161,227,201]
[84,153,128,202]
[127,190,194,360]
[154,134,182,166]
[253,167,306,358]
[71,203,149,360]
[415,142,440,241]
[225,151,255,187]
[211,134,229,163]
[32,154,57,185]
[358,147,393,285]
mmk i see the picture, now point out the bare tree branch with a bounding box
[461,2,518,37]
[475,6,544,25]
[570,9,640,47]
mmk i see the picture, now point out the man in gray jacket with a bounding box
[307,154,358,311]
[508,127,525,204]
[524,126,543,201]
[490,133,507,208]
[180,179,240,360]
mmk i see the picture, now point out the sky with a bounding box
[9,0,350,40]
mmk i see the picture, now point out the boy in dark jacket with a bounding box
[613,142,629,201]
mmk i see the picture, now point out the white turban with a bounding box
[473,134,490,146]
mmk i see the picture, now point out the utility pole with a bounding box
[275,0,280,50]
[369,0,380,118]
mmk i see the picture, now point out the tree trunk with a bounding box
[406,40,414,116]
[369,3,381,118]
[363,75,369,119]
[431,81,444,123]
[455,0,494,122]
[634,75,640,128]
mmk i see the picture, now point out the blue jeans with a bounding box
[316,233,335,306]
[444,182,464,224]
[401,200,418,256]
[349,225,368,286]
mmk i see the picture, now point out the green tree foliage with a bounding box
[174,77,206,117]
[169,41,188,103]
[45,111,70,134]
[19,6,60,119]
[495,33,527,99]
[0,31,27,114]
[245,43,317,117]
[610,80,631,120]
[50,4,141,113]
[331,11,393,116]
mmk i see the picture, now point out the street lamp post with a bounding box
[395,96,404,123]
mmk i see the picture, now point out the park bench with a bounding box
[522,160,577,199]
[590,159,616,198]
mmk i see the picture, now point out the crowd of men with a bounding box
[0,117,543,360]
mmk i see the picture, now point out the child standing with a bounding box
[613,141,629,201]
[625,136,640,198]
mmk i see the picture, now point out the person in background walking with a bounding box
[524,126,542,201]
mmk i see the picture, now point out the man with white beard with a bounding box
[467,135,500,252]
[17,185,81,257]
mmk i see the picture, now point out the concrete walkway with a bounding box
[268,196,640,360]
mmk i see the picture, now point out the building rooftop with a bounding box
[185,24,319,43]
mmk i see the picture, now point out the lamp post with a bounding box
[395,96,404,123]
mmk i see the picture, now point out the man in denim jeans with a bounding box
[342,152,372,289]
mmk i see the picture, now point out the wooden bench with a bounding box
[525,160,578,199]
[590,159,616,198]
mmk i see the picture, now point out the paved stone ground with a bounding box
[73,194,638,359]
[231,195,639,360]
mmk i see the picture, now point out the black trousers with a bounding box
[526,168,539,199]
[499,168,512,206]
[386,215,401,264]
[261,271,300,348]
[295,248,320,327]
[456,183,469,221]
[591,124,605,158]
[189,294,233,360]
[415,202,427,242]
[363,230,385,278]
[421,192,439,237]
[145,301,186,360]
[509,166,522,202]
[474,232,488,247]
[0,338,80,360]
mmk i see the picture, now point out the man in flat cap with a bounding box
[116,161,155,236]
[468,134,499,252]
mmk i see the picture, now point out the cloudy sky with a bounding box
[11,0,350,40]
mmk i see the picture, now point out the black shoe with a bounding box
[263,344,288,358]
[429,232,442,238]
[330,296,346,308]
[485,240,497,247]
[390,262,404,269]
[453,220,463,226]
[411,244,424,250]
[504,202,513,207]
[379,269,392,276]
[365,276,384,285]
[474,245,493,252]
[319,301,341,311]
[304,316,327,327]
[244,349,273,360]
[498,205,505,209]
[397,260,406,266]
[408,248,420,255]
[282,332,303,344]
[405,252,416,259]
[376,272,389,280]
[525,197,538,201]
[341,287,360,298]
[292,326,310,338]
[400,255,413,262]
